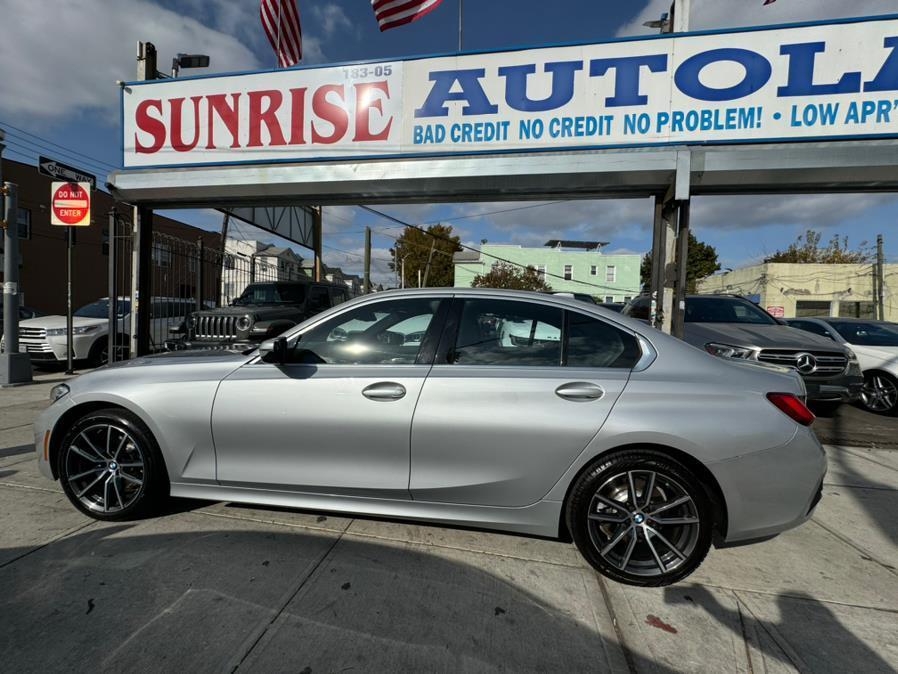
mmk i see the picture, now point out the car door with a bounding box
[410,296,642,507]
[212,296,449,498]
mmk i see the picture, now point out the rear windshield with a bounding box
[685,297,777,325]
[233,284,307,305]
[831,321,898,346]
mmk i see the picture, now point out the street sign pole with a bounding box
[66,227,74,374]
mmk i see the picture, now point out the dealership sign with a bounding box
[122,16,898,168]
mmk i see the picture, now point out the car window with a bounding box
[790,320,834,340]
[566,312,641,368]
[452,299,562,366]
[289,298,441,365]
[685,297,777,325]
[623,297,650,320]
[830,321,898,346]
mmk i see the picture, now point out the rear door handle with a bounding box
[362,382,407,401]
[555,382,604,402]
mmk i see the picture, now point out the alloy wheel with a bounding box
[586,470,701,578]
[64,423,146,513]
[860,374,898,413]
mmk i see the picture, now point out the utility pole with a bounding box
[422,239,437,287]
[363,226,371,294]
[877,234,885,320]
[0,156,33,386]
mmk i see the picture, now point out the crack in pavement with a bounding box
[809,518,898,578]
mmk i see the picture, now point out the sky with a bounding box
[1,0,897,285]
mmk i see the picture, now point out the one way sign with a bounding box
[38,156,97,190]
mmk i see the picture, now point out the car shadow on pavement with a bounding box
[664,585,893,673]
[0,444,33,459]
[0,523,677,673]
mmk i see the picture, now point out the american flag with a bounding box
[260,0,302,67]
[371,0,446,32]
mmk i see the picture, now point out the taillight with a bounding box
[766,392,815,426]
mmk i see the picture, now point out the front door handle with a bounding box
[362,382,407,401]
[555,382,604,402]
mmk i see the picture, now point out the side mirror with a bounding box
[259,336,288,364]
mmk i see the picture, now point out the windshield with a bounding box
[233,283,307,306]
[685,297,777,325]
[75,300,130,318]
[831,321,898,346]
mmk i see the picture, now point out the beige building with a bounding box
[698,263,897,320]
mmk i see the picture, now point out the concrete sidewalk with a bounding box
[1,377,895,672]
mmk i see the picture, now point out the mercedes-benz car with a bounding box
[34,288,825,587]
[787,317,898,415]
[623,295,863,405]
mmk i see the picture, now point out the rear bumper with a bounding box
[708,427,827,544]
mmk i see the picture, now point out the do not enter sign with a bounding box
[51,182,91,226]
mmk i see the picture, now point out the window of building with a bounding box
[605,266,616,283]
[623,296,632,303]
[840,301,876,319]
[563,265,573,281]
[795,300,832,317]
[535,264,546,280]
[16,208,31,240]
[152,243,172,268]
[604,296,614,303]
[590,265,598,276]
[453,299,562,366]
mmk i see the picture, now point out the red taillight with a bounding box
[766,392,815,426]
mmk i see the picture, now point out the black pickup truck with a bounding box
[168,281,351,351]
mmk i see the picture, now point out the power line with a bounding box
[359,205,628,294]
[2,135,114,178]
[0,120,119,170]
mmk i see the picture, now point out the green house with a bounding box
[453,240,641,303]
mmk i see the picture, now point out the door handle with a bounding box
[362,382,407,401]
[555,382,604,402]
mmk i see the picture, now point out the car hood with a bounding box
[196,306,299,319]
[684,322,846,352]
[20,315,108,329]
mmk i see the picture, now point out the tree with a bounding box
[471,262,552,292]
[388,224,462,287]
[764,229,872,264]
[640,232,721,293]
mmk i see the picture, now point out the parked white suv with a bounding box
[3,297,196,367]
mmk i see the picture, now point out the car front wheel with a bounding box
[57,408,167,520]
[567,450,713,587]
[859,372,898,415]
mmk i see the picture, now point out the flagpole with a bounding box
[458,0,463,52]
[276,0,282,68]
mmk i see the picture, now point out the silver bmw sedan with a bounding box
[34,288,825,587]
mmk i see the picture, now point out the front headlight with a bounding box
[49,383,70,402]
[46,325,99,336]
[705,342,754,359]
[236,315,253,332]
[46,327,66,336]
[845,348,859,363]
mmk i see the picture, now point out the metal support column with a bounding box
[130,205,153,357]
[672,200,691,339]
[313,207,323,282]
[196,238,205,312]
[364,226,371,294]
[107,209,117,365]
[1,179,32,385]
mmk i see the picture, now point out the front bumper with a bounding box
[12,333,99,362]
[165,338,256,352]
[33,395,76,480]
[803,370,864,403]
[708,426,827,544]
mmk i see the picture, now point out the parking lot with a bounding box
[0,374,894,673]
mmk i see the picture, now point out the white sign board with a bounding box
[122,15,898,168]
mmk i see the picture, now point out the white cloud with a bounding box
[0,0,261,123]
[311,3,354,38]
[619,0,895,36]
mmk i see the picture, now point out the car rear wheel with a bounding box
[57,408,167,520]
[859,372,898,415]
[567,450,713,587]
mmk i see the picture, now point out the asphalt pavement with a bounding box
[1,374,896,672]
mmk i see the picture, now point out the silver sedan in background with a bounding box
[34,289,825,587]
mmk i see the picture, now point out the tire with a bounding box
[566,449,713,587]
[87,334,129,368]
[57,408,168,521]
[859,371,898,416]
